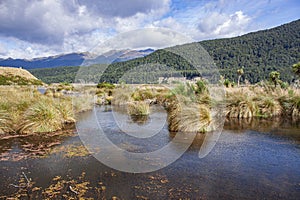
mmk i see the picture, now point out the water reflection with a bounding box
[0,129,76,161]
[224,117,300,143]
[0,107,299,199]
[129,115,150,125]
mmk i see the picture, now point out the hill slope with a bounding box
[103,19,299,83]
[0,67,43,85]
[199,19,300,83]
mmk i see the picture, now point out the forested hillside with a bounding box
[200,19,300,83]
[30,19,300,84]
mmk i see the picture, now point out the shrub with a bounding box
[195,80,208,94]
[97,82,115,89]
[224,79,231,88]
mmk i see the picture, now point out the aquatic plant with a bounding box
[111,87,133,105]
[0,87,80,134]
[168,102,211,133]
[2,172,108,199]
[20,100,63,133]
[127,101,150,116]
[0,109,12,134]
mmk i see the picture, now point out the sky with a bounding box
[0,0,299,59]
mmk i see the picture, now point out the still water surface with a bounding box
[0,106,299,199]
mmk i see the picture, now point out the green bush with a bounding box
[97,82,115,89]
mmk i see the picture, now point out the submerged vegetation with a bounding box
[1,172,109,199]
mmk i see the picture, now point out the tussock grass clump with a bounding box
[127,101,150,116]
[97,82,115,89]
[166,81,215,133]
[21,100,63,133]
[0,109,12,134]
[111,87,133,105]
[225,85,300,119]
[225,91,257,118]
[256,96,282,117]
[168,102,211,133]
[0,87,78,134]
[131,88,156,101]
[55,100,76,124]
[277,94,300,118]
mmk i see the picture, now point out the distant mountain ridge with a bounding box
[30,19,300,84]
[0,49,155,69]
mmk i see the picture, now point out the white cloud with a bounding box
[0,44,7,57]
[0,0,171,58]
[197,11,251,38]
[90,28,194,55]
[0,0,297,59]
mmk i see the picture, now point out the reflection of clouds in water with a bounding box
[112,105,167,138]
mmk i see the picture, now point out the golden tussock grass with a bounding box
[127,101,150,116]
[0,87,77,134]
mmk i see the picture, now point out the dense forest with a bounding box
[30,19,300,84]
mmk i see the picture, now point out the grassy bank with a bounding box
[0,86,94,135]
[225,85,300,119]
[1,82,299,135]
[110,82,300,133]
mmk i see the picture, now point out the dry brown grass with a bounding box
[168,102,212,133]
[127,101,150,116]
[0,87,77,134]
[225,85,300,118]
[0,67,39,80]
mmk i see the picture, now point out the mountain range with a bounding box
[0,49,155,69]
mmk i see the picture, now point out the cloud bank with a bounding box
[0,0,298,58]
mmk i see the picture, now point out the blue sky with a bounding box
[0,0,299,59]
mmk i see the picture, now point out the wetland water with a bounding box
[0,106,299,199]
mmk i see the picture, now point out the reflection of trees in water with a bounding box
[224,117,297,132]
[224,118,282,133]
[224,117,300,142]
